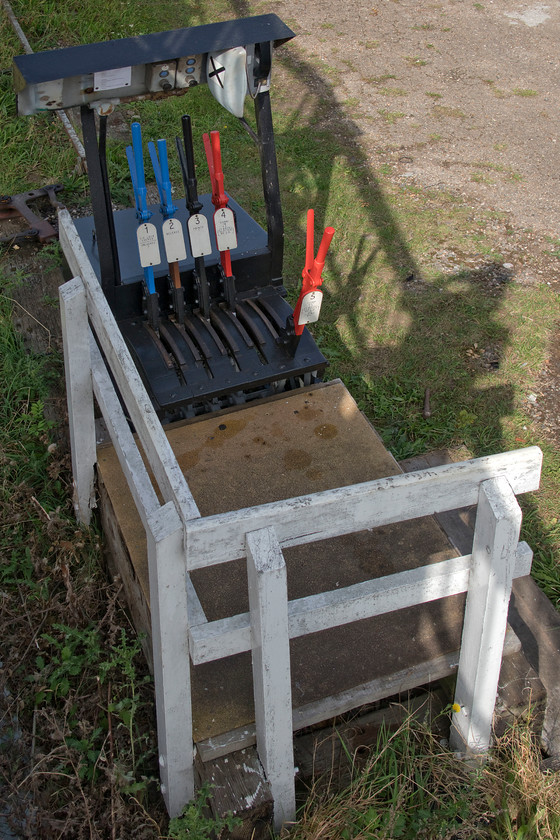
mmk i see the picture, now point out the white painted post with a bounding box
[58,209,199,524]
[146,501,194,816]
[59,277,96,525]
[450,476,522,754]
[246,527,296,832]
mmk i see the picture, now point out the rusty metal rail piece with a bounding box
[0,184,64,243]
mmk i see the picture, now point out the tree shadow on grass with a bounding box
[229,6,517,461]
[226,1,556,670]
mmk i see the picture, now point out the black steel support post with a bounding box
[254,89,284,284]
[80,105,121,306]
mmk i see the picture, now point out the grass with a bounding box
[2,0,560,836]
[405,55,428,67]
[513,88,539,98]
[0,289,167,836]
[378,109,406,124]
[291,708,560,839]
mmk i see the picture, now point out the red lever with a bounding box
[203,130,234,277]
[292,209,335,335]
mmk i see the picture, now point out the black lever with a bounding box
[176,115,211,319]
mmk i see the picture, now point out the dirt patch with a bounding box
[273,0,560,234]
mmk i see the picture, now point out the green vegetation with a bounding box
[2,0,560,836]
[405,55,428,67]
[0,289,165,832]
[378,109,406,124]
[513,88,539,97]
[168,784,241,839]
[291,710,560,840]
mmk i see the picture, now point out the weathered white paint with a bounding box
[90,336,160,529]
[188,542,532,665]
[196,625,523,762]
[247,527,296,830]
[59,277,96,525]
[184,447,542,569]
[58,205,543,818]
[59,209,200,525]
[450,477,522,754]
[186,574,207,627]
[147,501,194,815]
[59,212,197,817]
[505,5,551,27]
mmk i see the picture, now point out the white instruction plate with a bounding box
[162,218,187,263]
[297,290,323,326]
[94,66,132,91]
[187,214,213,257]
[137,223,161,267]
[214,207,238,251]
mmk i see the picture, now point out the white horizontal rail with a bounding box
[189,541,533,665]
[184,447,542,569]
[195,624,523,763]
[59,210,200,524]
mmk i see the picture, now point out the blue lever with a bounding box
[126,122,157,296]
[126,121,151,223]
[148,138,177,220]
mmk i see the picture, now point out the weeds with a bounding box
[289,711,560,840]
[0,290,164,836]
[168,783,241,840]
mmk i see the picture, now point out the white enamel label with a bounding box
[93,66,132,91]
[162,218,187,262]
[298,290,323,325]
[214,207,238,251]
[187,214,212,257]
[137,223,161,267]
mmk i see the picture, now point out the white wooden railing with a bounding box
[58,209,542,831]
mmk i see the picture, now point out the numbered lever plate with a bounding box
[137,222,161,267]
[297,290,323,326]
[188,213,213,257]
[162,218,187,263]
[214,207,238,251]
